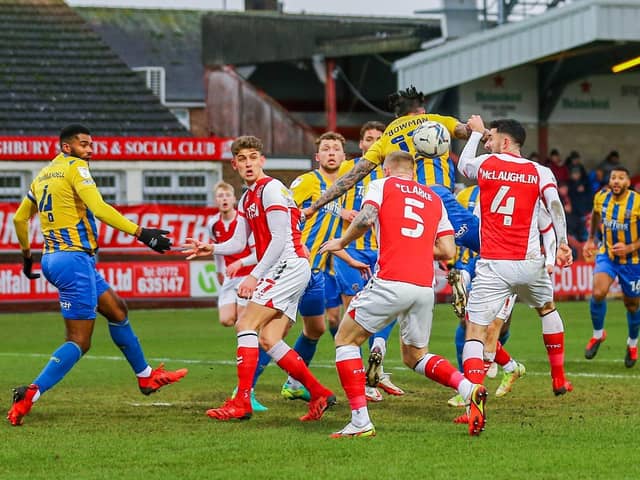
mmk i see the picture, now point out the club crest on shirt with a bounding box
[281,186,294,200]
[290,177,303,189]
[77,167,92,179]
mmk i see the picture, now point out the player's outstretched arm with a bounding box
[583,210,601,262]
[458,116,485,178]
[13,196,41,279]
[75,183,171,253]
[182,238,214,260]
[304,159,376,219]
[332,249,372,279]
[434,234,456,261]
[136,227,172,253]
[320,203,377,255]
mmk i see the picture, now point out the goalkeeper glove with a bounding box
[22,256,40,279]
[137,228,172,253]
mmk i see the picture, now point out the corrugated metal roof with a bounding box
[394,0,640,95]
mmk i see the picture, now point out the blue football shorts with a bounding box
[594,254,640,298]
[334,247,378,296]
[41,251,110,320]
[324,271,342,309]
[298,270,325,317]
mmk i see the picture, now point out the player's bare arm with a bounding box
[182,238,214,260]
[319,203,378,254]
[548,199,573,266]
[433,234,456,261]
[583,210,602,261]
[305,159,376,217]
[611,242,639,257]
[453,122,472,140]
[332,248,372,279]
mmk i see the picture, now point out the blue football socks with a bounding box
[454,323,465,371]
[293,333,319,365]
[108,318,148,374]
[33,341,83,394]
[590,298,607,331]
[627,309,640,341]
[252,347,272,387]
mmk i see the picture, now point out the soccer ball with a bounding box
[411,121,451,158]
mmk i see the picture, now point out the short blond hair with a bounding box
[315,131,346,152]
[383,151,415,172]
[214,181,235,195]
[231,135,264,156]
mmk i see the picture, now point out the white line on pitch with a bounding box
[1,351,639,379]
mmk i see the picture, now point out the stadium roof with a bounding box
[394,0,640,106]
[77,7,204,104]
[0,0,188,136]
[201,11,441,66]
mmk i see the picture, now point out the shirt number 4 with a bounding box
[38,184,55,222]
[490,185,515,226]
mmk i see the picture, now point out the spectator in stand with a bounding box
[546,148,570,183]
[565,150,582,169]
[529,152,540,164]
[568,161,593,218]
[598,150,621,183]
[588,165,606,195]
[558,182,588,256]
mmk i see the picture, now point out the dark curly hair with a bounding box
[387,85,425,117]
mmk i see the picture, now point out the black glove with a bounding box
[137,228,172,253]
[22,256,40,279]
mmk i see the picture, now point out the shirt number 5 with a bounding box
[401,198,425,238]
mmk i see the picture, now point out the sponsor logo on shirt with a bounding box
[246,203,259,220]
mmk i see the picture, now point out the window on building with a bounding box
[92,171,125,204]
[0,172,30,202]
[143,171,215,205]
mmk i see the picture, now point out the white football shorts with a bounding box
[218,276,249,307]
[348,276,434,348]
[251,257,311,321]
[467,257,553,326]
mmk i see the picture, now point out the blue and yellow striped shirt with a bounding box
[593,188,640,264]
[337,157,383,251]
[291,170,342,270]
[21,153,138,254]
[363,113,460,191]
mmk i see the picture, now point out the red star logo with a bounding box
[580,81,591,93]
[493,75,505,87]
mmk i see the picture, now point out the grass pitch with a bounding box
[2,301,640,479]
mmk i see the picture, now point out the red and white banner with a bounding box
[0,259,622,303]
[0,203,217,252]
[0,261,219,301]
[0,136,233,161]
[551,261,621,297]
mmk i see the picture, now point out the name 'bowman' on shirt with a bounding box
[362,113,460,190]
